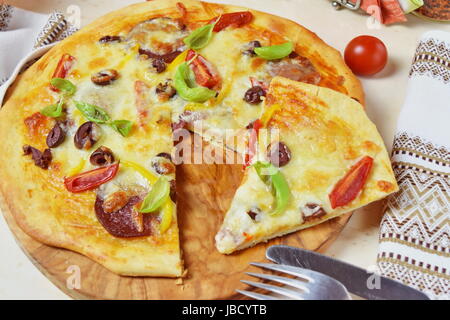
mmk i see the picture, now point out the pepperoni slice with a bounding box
[95,196,155,238]
[128,17,187,62]
[267,56,321,84]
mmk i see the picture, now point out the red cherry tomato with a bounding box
[185,49,221,89]
[64,163,119,193]
[344,36,388,76]
[209,11,253,32]
[50,54,75,92]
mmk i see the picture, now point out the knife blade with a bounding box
[266,245,430,300]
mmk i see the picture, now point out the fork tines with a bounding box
[238,262,312,300]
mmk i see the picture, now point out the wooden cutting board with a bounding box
[0,133,352,300]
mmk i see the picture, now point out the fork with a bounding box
[237,262,351,300]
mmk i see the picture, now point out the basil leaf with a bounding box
[40,99,64,118]
[254,42,294,60]
[110,120,133,137]
[50,78,76,96]
[139,177,170,213]
[183,23,215,50]
[174,62,216,103]
[185,63,197,88]
[74,101,111,123]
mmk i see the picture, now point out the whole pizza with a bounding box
[0,0,397,278]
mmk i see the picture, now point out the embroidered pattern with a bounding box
[34,11,78,49]
[0,4,13,31]
[410,38,450,84]
[378,132,450,299]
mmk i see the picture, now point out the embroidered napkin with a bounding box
[378,30,450,300]
[0,4,77,88]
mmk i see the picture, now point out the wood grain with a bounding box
[0,133,352,300]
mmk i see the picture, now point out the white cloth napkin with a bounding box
[378,30,450,300]
[0,5,77,101]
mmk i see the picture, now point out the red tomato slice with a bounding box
[329,156,374,209]
[64,163,119,193]
[209,11,253,32]
[186,49,220,89]
[50,53,75,91]
[244,119,263,168]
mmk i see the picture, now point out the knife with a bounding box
[266,245,430,300]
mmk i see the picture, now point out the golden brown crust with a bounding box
[0,0,363,276]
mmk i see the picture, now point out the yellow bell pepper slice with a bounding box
[159,199,174,234]
[67,159,86,177]
[184,102,212,111]
[121,160,174,234]
[121,160,158,184]
[167,50,188,72]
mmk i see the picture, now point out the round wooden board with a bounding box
[1,134,352,300]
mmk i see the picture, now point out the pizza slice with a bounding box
[0,26,182,276]
[215,77,398,254]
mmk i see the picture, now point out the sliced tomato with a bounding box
[186,49,220,89]
[50,54,75,92]
[244,119,263,168]
[329,156,374,209]
[209,11,253,32]
[64,163,119,193]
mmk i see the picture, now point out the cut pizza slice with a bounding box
[0,33,183,276]
[215,77,398,254]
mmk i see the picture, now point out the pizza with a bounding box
[216,77,398,253]
[0,0,396,277]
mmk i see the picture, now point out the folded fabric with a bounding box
[0,4,77,87]
[378,30,450,300]
[360,0,407,24]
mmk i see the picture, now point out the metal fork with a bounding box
[237,262,351,300]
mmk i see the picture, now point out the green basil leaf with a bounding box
[183,23,215,50]
[110,120,133,137]
[139,177,170,213]
[254,42,294,60]
[74,101,111,123]
[174,62,216,103]
[50,78,76,96]
[185,63,197,88]
[40,99,64,118]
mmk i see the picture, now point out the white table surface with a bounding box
[1,0,449,299]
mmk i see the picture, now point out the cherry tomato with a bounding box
[50,54,75,91]
[329,156,373,209]
[244,119,263,168]
[185,49,221,89]
[209,11,253,32]
[344,36,387,76]
[64,163,119,193]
